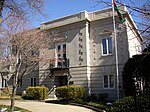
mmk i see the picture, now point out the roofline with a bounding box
[41,6,116,25]
[125,9,143,41]
[40,6,142,42]
[41,10,88,25]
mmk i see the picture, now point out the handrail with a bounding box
[48,85,56,95]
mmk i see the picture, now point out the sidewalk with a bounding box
[0,100,96,112]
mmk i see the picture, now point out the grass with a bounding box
[87,101,107,110]
[72,99,108,110]
[0,105,31,112]
[45,98,108,110]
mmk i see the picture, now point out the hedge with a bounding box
[56,86,85,100]
[108,96,135,112]
[0,95,22,100]
[25,86,48,100]
[107,94,150,112]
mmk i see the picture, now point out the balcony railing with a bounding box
[49,58,69,70]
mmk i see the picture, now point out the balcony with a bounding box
[49,58,69,71]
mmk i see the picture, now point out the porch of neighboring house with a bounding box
[0,72,10,96]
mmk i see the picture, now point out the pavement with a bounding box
[0,100,96,112]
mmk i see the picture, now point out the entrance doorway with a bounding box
[55,76,67,86]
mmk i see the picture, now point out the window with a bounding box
[57,45,61,57]
[2,78,6,88]
[102,37,112,55]
[57,45,61,51]
[63,44,66,51]
[31,78,36,87]
[63,44,66,57]
[31,50,39,56]
[17,79,22,87]
[103,75,114,88]
[56,44,66,67]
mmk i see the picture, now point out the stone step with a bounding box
[48,91,56,98]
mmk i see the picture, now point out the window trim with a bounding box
[55,43,66,67]
[101,37,113,56]
[2,78,6,88]
[103,74,115,89]
[31,78,36,87]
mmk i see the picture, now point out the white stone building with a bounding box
[12,6,142,99]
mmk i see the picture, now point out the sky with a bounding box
[31,0,149,28]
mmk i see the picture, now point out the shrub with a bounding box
[87,94,97,101]
[107,92,150,112]
[87,102,107,110]
[137,90,150,112]
[1,87,9,96]
[56,86,85,100]
[139,96,150,112]
[108,96,135,112]
[0,95,22,100]
[98,93,108,102]
[24,86,48,100]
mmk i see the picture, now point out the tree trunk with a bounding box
[0,0,4,16]
[10,90,15,112]
[10,74,17,112]
[0,0,4,22]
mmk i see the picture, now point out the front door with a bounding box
[54,76,68,87]
[59,76,67,86]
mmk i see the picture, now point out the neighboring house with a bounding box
[16,6,142,100]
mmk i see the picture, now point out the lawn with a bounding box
[0,105,31,112]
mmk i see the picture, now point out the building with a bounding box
[16,6,142,100]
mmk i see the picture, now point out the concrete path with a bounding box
[0,100,96,112]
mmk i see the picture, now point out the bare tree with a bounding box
[141,1,150,47]
[0,0,45,30]
[0,19,56,111]
[0,1,70,112]
[93,0,150,47]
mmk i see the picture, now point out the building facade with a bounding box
[16,6,142,100]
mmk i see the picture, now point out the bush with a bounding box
[87,94,97,101]
[98,93,108,102]
[0,95,22,100]
[87,102,107,110]
[107,92,150,112]
[108,96,135,112]
[137,90,150,112]
[139,96,150,112]
[56,86,85,100]
[1,87,9,96]
[24,86,48,100]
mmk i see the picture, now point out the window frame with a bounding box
[2,78,6,88]
[103,74,115,89]
[55,43,66,67]
[31,78,36,87]
[101,36,113,56]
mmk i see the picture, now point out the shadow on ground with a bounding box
[45,99,70,105]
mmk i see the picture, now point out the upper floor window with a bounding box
[63,44,66,51]
[102,37,112,55]
[56,44,66,67]
[57,45,61,52]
